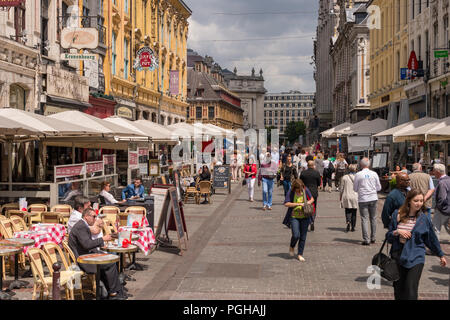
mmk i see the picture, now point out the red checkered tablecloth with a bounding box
[118,226,155,256]
[14,223,66,254]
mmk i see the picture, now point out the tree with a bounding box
[285,121,306,144]
[265,126,276,145]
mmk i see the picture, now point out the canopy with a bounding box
[204,124,236,137]
[374,117,437,138]
[336,118,388,136]
[134,120,178,143]
[0,108,98,139]
[49,110,146,138]
[168,122,198,138]
[425,117,450,141]
[321,122,352,138]
[192,122,222,136]
[393,118,445,142]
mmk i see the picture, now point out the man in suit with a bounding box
[300,160,321,231]
[69,208,125,300]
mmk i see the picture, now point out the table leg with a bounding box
[8,254,29,290]
[0,256,13,300]
[96,265,101,300]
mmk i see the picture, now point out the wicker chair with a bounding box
[1,203,19,216]
[9,216,28,232]
[27,248,74,300]
[41,212,61,224]
[0,219,26,271]
[7,210,33,226]
[42,243,84,300]
[184,187,199,204]
[27,204,48,224]
[50,205,72,225]
[124,206,146,215]
[117,213,129,227]
[198,181,212,204]
[102,219,117,236]
[98,206,120,225]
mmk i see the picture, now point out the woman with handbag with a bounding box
[280,154,298,197]
[283,179,315,262]
[386,189,447,300]
[339,164,359,232]
[243,155,258,202]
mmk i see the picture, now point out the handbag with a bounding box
[242,179,247,186]
[302,190,314,218]
[371,238,400,282]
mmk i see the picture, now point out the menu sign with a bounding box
[213,165,230,190]
[55,164,85,179]
[128,151,139,169]
[86,161,103,174]
[103,154,116,166]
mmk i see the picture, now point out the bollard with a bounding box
[52,262,61,300]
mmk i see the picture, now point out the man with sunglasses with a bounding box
[381,172,410,229]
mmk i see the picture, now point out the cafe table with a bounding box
[0,246,22,300]
[103,243,138,279]
[14,223,66,254]
[0,238,35,290]
[77,253,119,300]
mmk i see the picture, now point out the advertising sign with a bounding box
[138,148,149,175]
[85,161,103,175]
[55,164,85,179]
[133,47,159,71]
[128,150,139,169]
[61,28,99,49]
[0,0,24,6]
[408,50,418,70]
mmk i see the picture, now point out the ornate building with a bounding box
[103,0,191,123]
[186,50,243,129]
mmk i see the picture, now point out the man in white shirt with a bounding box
[62,181,82,202]
[68,196,104,240]
[353,158,382,246]
[100,181,125,205]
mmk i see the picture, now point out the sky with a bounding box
[186,0,319,94]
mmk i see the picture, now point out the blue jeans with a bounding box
[262,178,274,208]
[290,217,310,255]
[282,180,291,197]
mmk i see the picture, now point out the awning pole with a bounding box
[8,141,12,192]
[72,142,75,164]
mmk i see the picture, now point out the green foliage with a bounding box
[284,121,306,143]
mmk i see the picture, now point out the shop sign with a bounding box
[103,154,116,166]
[133,47,159,71]
[85,161,103,175]
[434,50,449,58]
[44,105,71,116]
[61,28,99,49]
[60,53,97,61]
[0,0,24,6]
[116,106,133,120]
[128,150,139,169]
[47,65,89,103]
[55,164,85,179]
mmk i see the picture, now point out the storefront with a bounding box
[84,93,116,119]
[115,97,136,120]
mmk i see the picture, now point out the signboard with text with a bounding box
[133,47,159,71]
[0,0,24,6]
[55,164,85,180]
[128,150,139,169]
[85,161,103,175]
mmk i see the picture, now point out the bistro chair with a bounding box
[98,206,120,225]
[50,205,72,225]
[27,248,74,300]
[41,212,61,224]
[7,210,33,226]
[28,204,48,224]
[124,206,147,216]
[43,243,84,300]
[61,240,96,297]
[184,187,199,204]
[198,181,212,204]
[0,215,6,221]
[0,219,27,272]
[10,215,28,232]
[102,219,117,236]
[1,203,19,216]
[117,213,129,227]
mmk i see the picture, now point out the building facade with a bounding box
[331,0,370,125]
[222,68,266,130]
[103,0,191,124]
[186,51,243,129]
[263,91,315,138]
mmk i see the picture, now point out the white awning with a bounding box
[374,117,437,138]
[423,117,450,142]
[321,122,352,138]
[336,118,387,136]
[393,118,446,142]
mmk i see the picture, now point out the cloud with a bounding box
[186,0,318,93]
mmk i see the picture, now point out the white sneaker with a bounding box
[298,255,306,262]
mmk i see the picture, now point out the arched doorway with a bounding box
[9,84,26,110]
[151,112,157,122]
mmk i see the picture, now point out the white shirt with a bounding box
[68,209,103,240]
[100,190,118,205]
[353,168,382,203]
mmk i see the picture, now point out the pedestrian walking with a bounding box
[299,150,307,174]
[236,151,243,182]
[300,160,321,231]
[283,179,315,262]
[339,164,359,232]
[244,155,258,202]
[353,157,381,245]
[280,154,298,197]
[409,163,435,217]
[314,153,325,191]
[381,172,410,228]
[430,163,450,240]
[231,152,238,182]
[334,153,348,191]
[322,153,333,193]
[387,189,447,300]
[258,152,277,211]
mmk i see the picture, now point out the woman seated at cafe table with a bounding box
[100,181,126,205]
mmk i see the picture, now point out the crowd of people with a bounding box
[238,142,448,300]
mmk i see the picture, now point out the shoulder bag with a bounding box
[302,190,315,218]
[371,238,400,282]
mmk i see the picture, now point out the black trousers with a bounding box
[345,208,357,229]
[99,263,123,295]
[335,170,345,188]
[393,263,424,300]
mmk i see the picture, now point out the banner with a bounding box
[0,0,24,6]
[55,164,85,179]
[128,150,139,169]
[85,161,103,175]
[170,70,179,95]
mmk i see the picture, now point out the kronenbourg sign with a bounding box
[61,28,99,49]
[133,47,159,71]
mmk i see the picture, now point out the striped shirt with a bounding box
[397,216,417,244]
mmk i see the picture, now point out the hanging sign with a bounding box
[408,50,418,70]
[133,46,159,71]
[0,0,24,6]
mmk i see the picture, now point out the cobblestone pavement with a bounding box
[6,182,449,300]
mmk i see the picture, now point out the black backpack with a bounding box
[327,161,335,174]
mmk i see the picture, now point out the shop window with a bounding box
[9,84,26,110]
[208,106,215,120]
[196,107,202,119]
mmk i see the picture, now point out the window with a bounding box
[124,0,129,14]
[396,0,400,32]
[112,32,117,75]
[418,35,422,60]
[274,111,278,117]
[269,119,272,125]
[124,38,129,79]
[280,110,283,117]
[196,107,202,119]
[418,0,421,14]
[208,106,215,119]
[286,110,290,117]
[9,84,26,110]
[186,107,190,119]
[445,16,449,47]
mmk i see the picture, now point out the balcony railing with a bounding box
[59,15,106,45]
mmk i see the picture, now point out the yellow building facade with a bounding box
[368,0,409,118]
[102,0,191,123]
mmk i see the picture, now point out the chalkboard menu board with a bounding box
[213,165,231,193]
[169,188,186,249]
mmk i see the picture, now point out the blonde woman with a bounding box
[339,164,359,232]
[334,153,348,190]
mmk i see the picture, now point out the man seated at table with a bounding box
[121,178,145,201]
[68,196,104,240]
[100,181,126,205]
[62,181,83,202]
[69,207,125,300]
